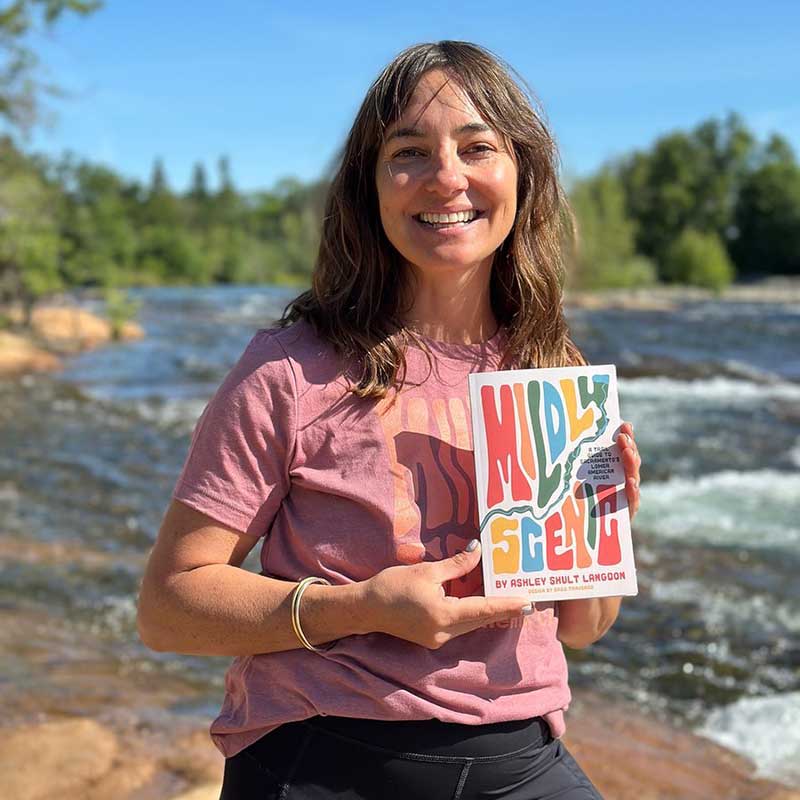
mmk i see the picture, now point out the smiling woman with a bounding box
[137,40,642,800]
[375,71,518,325]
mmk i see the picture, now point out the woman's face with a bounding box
[375,70,518,282]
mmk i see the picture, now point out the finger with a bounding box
[626,476,638,516]
[445,593,532,626]
[431,539,483,582]
[621,442,640,482]
[627,476,641,516]
[446,601,534,641]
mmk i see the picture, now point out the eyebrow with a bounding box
[385,122,493,142]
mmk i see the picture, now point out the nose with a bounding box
[424,148,469,196]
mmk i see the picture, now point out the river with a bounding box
[1,285,798,785]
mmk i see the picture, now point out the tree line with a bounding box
[0,137,327,314]
[567,113,800,290]
[2,1,800,315]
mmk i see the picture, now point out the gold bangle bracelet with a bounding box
[290,576,336,653]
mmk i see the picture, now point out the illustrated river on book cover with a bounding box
[468,365,638,602]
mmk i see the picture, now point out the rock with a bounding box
[83,759,159,800]
[24,306,144,351]
[0,303,144,376]
[0,718,118,800]
[168,783,222,800]
[0,331,61,376]
[162,728,225,786]
[564,692,800,799]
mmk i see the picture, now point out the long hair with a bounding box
[279,40,585,397]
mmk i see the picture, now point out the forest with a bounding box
[2,1,800,318]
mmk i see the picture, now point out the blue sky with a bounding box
[19,0,800,192]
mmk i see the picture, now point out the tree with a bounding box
[0,136,62,317]
[567,169,656,289]
[1,0,102,134]
[187,162,210,229]
[732,136,800,276]
[57,160,137,287]
[214,155,238,226]
[618,113,756,275]
[140,157,179,226]
[189,162,208,203]
[663,228,735,291]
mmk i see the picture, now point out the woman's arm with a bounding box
[556,596,623,649]
[137,501,532,657]
[556,421,641,649]
[136,500,370,656]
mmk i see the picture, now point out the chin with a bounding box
[409,250,493,274]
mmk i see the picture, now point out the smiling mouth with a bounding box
[413,210,485,228]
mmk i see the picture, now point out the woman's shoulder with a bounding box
[253,318,336,360]
[247,319,347,389]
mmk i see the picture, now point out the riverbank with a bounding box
[3,277,800,378]
[565,276,800,311]
[0,303,144,377]
[1,690,797,800]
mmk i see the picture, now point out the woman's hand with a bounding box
[357,541,531,650]
[617,420,641,520]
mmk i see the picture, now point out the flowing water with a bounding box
[1,286,798,784]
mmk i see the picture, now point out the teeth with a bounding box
[418,210,478,224]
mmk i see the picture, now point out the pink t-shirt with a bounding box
[172,320,570,758]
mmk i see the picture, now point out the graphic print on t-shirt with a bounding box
[376,392,483,598]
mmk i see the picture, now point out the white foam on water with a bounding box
[88,595,138,638]
[649,579,800,637]
[129,397,208,434]
[619,376,800,403]
[790,437,800,468]
[638,470,800,549]
[0,481,20,505]
[698,692,800,784]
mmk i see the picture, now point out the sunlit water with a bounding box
[1,286,798,783]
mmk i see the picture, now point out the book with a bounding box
[468,364,638,601]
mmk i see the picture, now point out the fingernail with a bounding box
[521,603,534,616]
[623,434,632,446]
[465,539,480,552]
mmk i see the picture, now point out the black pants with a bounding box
[220,714,603,800]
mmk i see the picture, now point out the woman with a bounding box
[137,41,642,800]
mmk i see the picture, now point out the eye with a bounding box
[463,143,495,157]
[392,148,425,159]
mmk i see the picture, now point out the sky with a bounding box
[17,0,800,193]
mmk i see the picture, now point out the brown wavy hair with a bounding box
[279,40,585,397]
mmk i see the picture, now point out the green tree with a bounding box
[663,228,735,291]
[136,224,208,284]
[1,0,101,133]
[731,135,800,276]
[214,155,238,226]
[568,169,656,289]
[0,137,62,317]
[139,157,179,226]
[57,160,137,287]
[618,113,755,275]
[189,162,209,202]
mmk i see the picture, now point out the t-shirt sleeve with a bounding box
[171,329,296,537]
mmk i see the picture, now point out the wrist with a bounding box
[300,580,375,642]
[346,578,378,636]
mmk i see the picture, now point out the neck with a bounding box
[401,258,498,344]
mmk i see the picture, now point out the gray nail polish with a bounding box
[521,603,534,616]
[465,539,479,552]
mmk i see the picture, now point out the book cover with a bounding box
[468,364,638,601]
